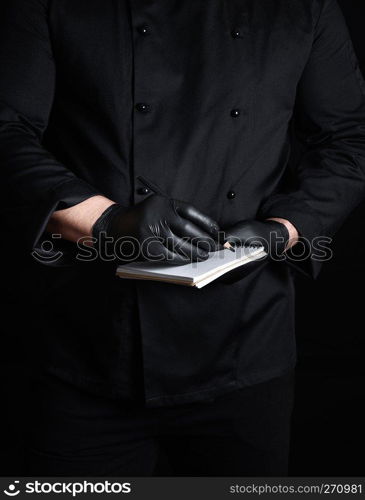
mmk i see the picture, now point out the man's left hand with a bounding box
[224,218,298,258]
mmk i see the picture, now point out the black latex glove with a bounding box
[224,219,289,259]
[92,194,220,264]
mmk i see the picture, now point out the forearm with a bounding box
[46,195,116,244]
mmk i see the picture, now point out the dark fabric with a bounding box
[1,0,365,406]
[24,369,295,477]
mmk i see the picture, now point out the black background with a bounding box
[289,0,365,475]
[1,0,365,476]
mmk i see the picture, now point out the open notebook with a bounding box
[116,246,267,289]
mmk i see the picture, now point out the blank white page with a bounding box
[116,246,267,286]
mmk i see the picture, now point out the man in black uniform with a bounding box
[1,0,365,476]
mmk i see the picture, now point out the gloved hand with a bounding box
[223,219,289,259]
[92,194,220,264]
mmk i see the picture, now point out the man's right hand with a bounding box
[92,194,220,264]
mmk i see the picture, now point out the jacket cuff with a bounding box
[29,178,102,252]
[258,194,323,241]
[258,194,325,279]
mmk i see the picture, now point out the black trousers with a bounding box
[24,369,295,477]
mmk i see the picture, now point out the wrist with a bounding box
[266,217,299,250]
[91,203,125,243]
[47,195,116,244]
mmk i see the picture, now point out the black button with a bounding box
[137,25,150,35]
[137,187,150,195]
[135,102,151,113]
[227,190,236,200]
[231,29,242,39]
[230,109,241,118]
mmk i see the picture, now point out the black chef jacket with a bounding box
[1,0,365,407]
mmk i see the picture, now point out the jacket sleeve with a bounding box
[0,0,101,253]
[259,0,365,278]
